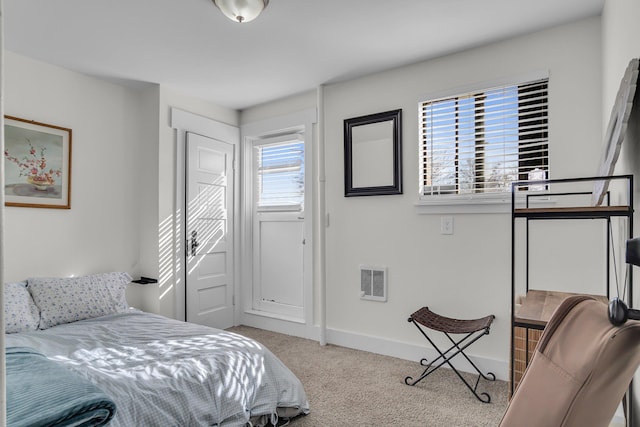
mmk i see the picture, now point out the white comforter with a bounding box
[6,310,309,426]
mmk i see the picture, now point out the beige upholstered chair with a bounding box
[500,295,640,427]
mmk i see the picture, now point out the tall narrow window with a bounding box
[255,137,304,210]
[419,78,549,196]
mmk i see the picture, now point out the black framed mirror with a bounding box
[344,109,402,197]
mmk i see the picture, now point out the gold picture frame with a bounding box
[4,116,72,209]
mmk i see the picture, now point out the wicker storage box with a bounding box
[512,326,543,394]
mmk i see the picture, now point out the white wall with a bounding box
[602,0,640,267]
[320,17,602,373]
[2,52,240,320]
[126,85,160,313]
[240,90,316,125]
[155,87,239,320]
[3,51,149,285]
[602,0,640,420]
[240,18,604,377]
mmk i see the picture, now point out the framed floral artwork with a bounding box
[4,116,72,208]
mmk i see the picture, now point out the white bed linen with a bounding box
[5,310,309,426]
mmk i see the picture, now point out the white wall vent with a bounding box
[360,266,387,302]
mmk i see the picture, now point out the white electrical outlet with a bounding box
[441,216,454,235]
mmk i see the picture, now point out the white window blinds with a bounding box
[419,78,549,196]
[255,137,305,210]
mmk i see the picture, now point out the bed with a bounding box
[4,272,310,426]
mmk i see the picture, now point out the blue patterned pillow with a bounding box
[27,272,132,329]
[4,282,40,333]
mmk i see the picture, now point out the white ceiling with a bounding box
[4,0,604,110]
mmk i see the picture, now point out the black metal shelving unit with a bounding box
[510,175,634,423]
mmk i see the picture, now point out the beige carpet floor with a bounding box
[228,325,508,426]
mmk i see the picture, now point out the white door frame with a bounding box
[240,108,317,338]
[170,108,240,323]
[186,132,235,328]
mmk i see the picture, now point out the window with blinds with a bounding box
[255,137,304,210]
[419,78,549,197]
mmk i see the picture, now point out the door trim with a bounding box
[240,108,317,338]
[170,108,240,323]
[186,133,234,328]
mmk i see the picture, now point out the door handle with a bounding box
[190,230,199,256]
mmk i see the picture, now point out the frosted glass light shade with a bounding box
[213,0,269,23]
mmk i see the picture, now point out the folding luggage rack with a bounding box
[404,307,496,403]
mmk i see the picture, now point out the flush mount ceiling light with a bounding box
[213,0,269,23]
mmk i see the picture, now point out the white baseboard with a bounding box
[238,312,508,381]
[239,310,319,340]
[326,326,509,381]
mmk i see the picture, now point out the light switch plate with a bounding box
[441,216,454,235]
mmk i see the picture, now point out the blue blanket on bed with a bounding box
[6,347,116,427]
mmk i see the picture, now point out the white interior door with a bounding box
[186,132,234,329]
[249,136,306,320]
[253,212,304,318]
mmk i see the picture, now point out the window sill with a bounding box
[257,205,303,213]
[414,193,555,215]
